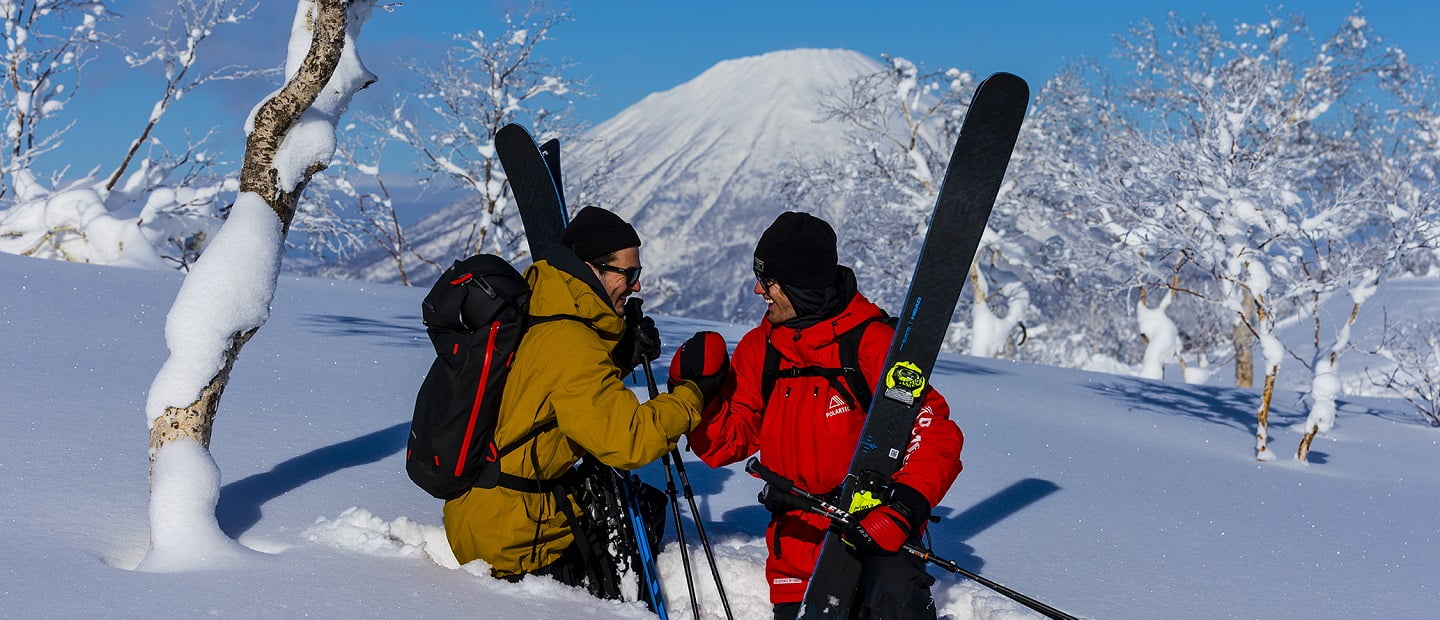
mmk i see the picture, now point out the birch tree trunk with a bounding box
[148,0,355,461]
[1253,300,1281,462]
[1297,298,1365,462]
[1233,290,1255,388]
[141,0,374,570]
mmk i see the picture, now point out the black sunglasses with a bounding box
[592,262,642,286]
[754,269,777,289]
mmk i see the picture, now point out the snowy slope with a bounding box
[2,251,1437,619]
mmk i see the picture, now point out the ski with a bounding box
[496,123,568,260]
[494,122,669,618]
[539,137,565,208]
[797,72,1030,619]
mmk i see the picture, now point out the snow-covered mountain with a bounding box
[342,48,885,320]
[566,48,883,321]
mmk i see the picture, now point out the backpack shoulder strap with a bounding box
[760,339,782,403]
[757,313,895,412]
[487,312,590,492]
[493,418,557,461]
[835,314,895,410]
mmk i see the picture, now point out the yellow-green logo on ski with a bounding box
[883,360,926,405]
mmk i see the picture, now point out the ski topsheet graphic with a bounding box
[797,72,1030,619]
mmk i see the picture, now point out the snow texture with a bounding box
[2,250,1437,618]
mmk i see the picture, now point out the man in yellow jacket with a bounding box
[443,206,726,596]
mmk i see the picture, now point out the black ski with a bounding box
[496,123,568,260]
[539,137,565,208]
[798,72,1030,619]
[494,122,669,618]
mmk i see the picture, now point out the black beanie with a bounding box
[562,206,642,261]
[753,211,838,289]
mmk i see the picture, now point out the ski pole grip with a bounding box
[757,485,812,513]
[625,297,645,320]
[745,458,793,492]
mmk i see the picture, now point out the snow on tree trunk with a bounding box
[1137,284,1181,381]
[966,260,1028,358]
[1226,255,1283,462]
[140,0,375,571]
[1252,299,1284,462]
[1297,282,1375,462]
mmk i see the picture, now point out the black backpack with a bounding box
[760,315,898,411]
[405,254,554,500]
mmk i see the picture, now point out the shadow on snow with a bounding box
[217,422,409,538]
[297,313,426,348]
[930,478,1061,574]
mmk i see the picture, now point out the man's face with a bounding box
[592,246,642,315]
[755,277,796,324]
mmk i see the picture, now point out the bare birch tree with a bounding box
[141,0,376,570]
[1,0,113,199]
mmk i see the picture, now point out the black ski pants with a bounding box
[772,550,938,620]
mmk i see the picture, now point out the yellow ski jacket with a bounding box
[443,256,705,576]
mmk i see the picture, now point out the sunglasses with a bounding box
[593,262,643,287]
[754,269,777,289]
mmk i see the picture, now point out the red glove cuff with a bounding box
[858,505,911,553]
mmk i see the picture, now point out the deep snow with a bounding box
[1,251,1437,618]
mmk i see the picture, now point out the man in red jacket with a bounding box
[671,212,964,619]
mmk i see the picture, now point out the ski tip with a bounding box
[497,122,533,141]
[979,72,1030,98]
[983,71,1026,86]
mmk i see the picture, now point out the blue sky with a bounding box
[47,1,1440,180]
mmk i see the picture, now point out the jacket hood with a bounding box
[525,254,625,342]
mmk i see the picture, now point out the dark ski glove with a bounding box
[842,482,931,556]
[667,331,729,402]
[629,314,662,365]
[618,298,663,369]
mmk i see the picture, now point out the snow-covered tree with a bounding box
[308,138,434,284]
[1105,8,1397,460]
[349,4,583,267]
[0,0,277,270]
[1370,318,1440,428]
[784,56,1039,354]
[1,0,112,198]
[989,62,1159,370]
[1292,41,1440,460]
[104,0,271,191]
[141,0,376,571]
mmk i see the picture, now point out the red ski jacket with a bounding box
[687,292,964,603]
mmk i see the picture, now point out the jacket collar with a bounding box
[762,290,884,360]
[525,248,625,341]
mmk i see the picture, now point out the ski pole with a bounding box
[632,330,699,616]
[627,298,734,618]
[638,349,735,620]
[666,447,735,620]
[660,452,701,618]
[616,465,668,618]
[633,335,737,620]
[746,458,1079,620]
